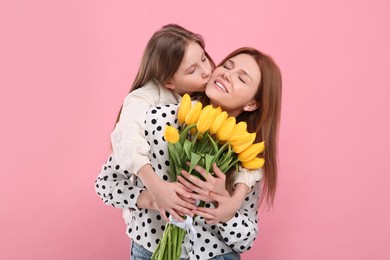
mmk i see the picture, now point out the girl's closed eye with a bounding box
[187,66,196,74]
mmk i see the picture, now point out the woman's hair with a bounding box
[115,24,215,124]
[201,47,282,206]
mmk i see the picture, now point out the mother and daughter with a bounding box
[95,24,282,260]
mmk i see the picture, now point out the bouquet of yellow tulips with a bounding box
[151,94,265,260]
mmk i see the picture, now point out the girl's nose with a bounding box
[201,63,211,79]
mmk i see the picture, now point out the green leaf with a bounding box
[205,154,216,175]
[219,157,232,173]
[174,142,183,158]
[183,140,192,160]
[215,142,229,160]
[189,152,202,174]
[207,133,219,154]
[168,144,182,179]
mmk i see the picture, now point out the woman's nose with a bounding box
[222,70,231,82]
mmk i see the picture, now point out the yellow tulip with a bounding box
[209,111,228,135]
[215,106,222,115]
[228,122,248,142]
[216,117,236,141]
[164,126,179,144]
[238,141,265,162]
[197,105,217,134]
[177,94,192,124]
[231,133,256,153]
[230,122,247,139]
[241,157,265,169]
[185,102,202,125]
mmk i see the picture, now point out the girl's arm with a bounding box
[95,155,146,210]
[95,155,196,221]
[111,90,154,175]
[111,84,175,175]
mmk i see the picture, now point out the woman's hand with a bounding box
[177,163,229,203]
[191,192,242,224]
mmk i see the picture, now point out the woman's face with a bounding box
[168,41,212,95]
[205,53,261,117]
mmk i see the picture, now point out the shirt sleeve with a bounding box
[94,155,145,210]
[233,166,263,192]
[216,180,262,253]
[110,88,157,175]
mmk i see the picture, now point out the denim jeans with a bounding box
[131,242,240,260]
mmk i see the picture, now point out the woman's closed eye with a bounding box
[223,60,234,70]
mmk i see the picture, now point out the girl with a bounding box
[96,47,282,259]
[110,24,214,218]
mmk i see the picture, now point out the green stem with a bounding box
[179,124,197,144]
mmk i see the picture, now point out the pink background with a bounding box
[1,0,389,259]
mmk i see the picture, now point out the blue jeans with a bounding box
[131,242,240,260]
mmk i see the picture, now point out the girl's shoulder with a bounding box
[130,81,161,96]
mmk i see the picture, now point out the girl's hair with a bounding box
[115,24,215,124]
[201,47,282,206]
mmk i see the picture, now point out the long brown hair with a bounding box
[114,24,215,125]
[201,47,282,206]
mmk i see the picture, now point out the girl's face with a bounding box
[205,53,261,117]
[167,41,212,95]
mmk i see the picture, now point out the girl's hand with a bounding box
[191,192,242,224]
[177,163,229,203]
[150,181,197,222]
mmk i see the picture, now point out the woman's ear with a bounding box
[164,81,176,90]
[243,101,259,112]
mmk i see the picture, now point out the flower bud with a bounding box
[197,105,217,134]
[177,94,192,124]
[241,157,265,169]
[185,102,203,125]
[164,126,179,144]
[238,141,265,162]
[209,111,228,135]
[216,117,236,141]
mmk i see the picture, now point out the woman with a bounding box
[95,47,282,259]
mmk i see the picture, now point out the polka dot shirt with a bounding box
[95,104,262,259]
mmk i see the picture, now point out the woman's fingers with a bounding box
[177,176,207,195]
[188,192,212,202]
[168,209,184,222]
[212,163,226,180]
[193,164,213,181]
[192,164,215,181]
[178,194,197,205]
[173,205,193,216]
[159,209,169,222]
[181,170,211,193]
[210,192,228,202]
[173,184,193,199]
[192,208,215,220]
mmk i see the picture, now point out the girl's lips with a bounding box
[214,80,228,93]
